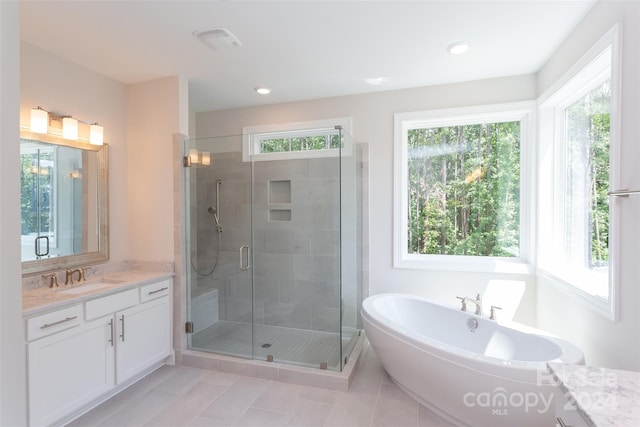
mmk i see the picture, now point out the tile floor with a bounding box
[66,348,456,427]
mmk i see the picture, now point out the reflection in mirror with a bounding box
[20,129,109,275]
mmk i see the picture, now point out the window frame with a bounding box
[537,24,622,320]
[242,117,352,162]
[393,102,536,273]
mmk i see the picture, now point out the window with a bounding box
[394,102,535,272]
[242,117,352,162]
[538,25,620,319]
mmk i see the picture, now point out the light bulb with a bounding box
[90,124,104,145]
[63,117,79,140]
[30,108,48,134]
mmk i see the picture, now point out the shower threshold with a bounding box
[181,323,367,392]
[190,320,357,371]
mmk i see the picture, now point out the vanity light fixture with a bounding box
[62,117,78,140]
[30,107,48,134]
[255,87,271,95]
[447,41,470,55]
[89,123,104,146]
[30,106,104,145]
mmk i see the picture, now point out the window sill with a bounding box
[394,255,534,275]
[536,268,617,321]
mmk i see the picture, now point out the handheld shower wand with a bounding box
[192,179,223,277]
[210,179,223,231]
[207,205,222,231]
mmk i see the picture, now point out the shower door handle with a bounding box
[239,245,251,271]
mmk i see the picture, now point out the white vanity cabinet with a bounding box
[115,281,171,383]
[25,277,172,427]
[27,313,114,427]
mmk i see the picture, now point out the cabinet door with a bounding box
[28,317,115,427]
[116,296,171,384]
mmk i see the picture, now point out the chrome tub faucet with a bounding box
[456,293,483,316]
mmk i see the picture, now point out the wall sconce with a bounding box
[30,106,104,145]
[201,151,211,166]
[184,148,212,167]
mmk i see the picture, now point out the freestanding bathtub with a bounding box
[362,293,584,427]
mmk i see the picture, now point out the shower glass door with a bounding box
[185,135,254,359]
[185,129,361,371]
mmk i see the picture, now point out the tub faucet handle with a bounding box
[489,305,502,320]
[43,273,58,288]
[455,296,467,312]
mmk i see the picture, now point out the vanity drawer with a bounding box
[26,305,83,341]
[85,288,138,320]
[140,279,171,303]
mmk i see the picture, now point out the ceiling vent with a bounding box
[193,27,242,50]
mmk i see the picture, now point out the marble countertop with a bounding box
[23,269,174,317]
[548,362,640,427]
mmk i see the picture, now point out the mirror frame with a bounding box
[20,129,109,276]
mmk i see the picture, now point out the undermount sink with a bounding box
[58,278,126,295]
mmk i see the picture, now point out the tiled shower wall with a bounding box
[193,151,342,334]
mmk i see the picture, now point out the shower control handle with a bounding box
[239,245,250,271]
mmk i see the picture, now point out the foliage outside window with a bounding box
[564,79,611,271]
[20,145,55,244]
[243,118,352,162]
[407,122,520,257]
[258,130,341,154]
[538,28,619,319]
[394,103,534,272]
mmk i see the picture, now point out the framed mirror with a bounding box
[20,129,109,275]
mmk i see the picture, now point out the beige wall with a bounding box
[20,42,129,265]
[196,73,540,327]
[126,76,187,262]
[536,0,640,370]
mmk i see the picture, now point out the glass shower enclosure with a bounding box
[184,128,362,371]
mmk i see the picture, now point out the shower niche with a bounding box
[184,130,363,372]
[268,179,292,222]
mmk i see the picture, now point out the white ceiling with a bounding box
[20,0,597,113]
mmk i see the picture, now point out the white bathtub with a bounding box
[362,293,584,427]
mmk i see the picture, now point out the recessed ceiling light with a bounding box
[447,41,470,55]
[255,87,271,95]
[364,77,389,86]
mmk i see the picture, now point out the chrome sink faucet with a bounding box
[456,293,483,316]
[65,267,86,285]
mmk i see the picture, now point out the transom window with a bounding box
[394,103,534,272]
[257,128,341,154]
[243,117,352,162]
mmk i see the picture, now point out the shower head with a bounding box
[207,206,217,214]
[216,179,223,184]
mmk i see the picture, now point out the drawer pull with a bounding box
[40,316,78,329]
[120,315,125,341]
[108,319,114,346]
[148,287,168,295]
